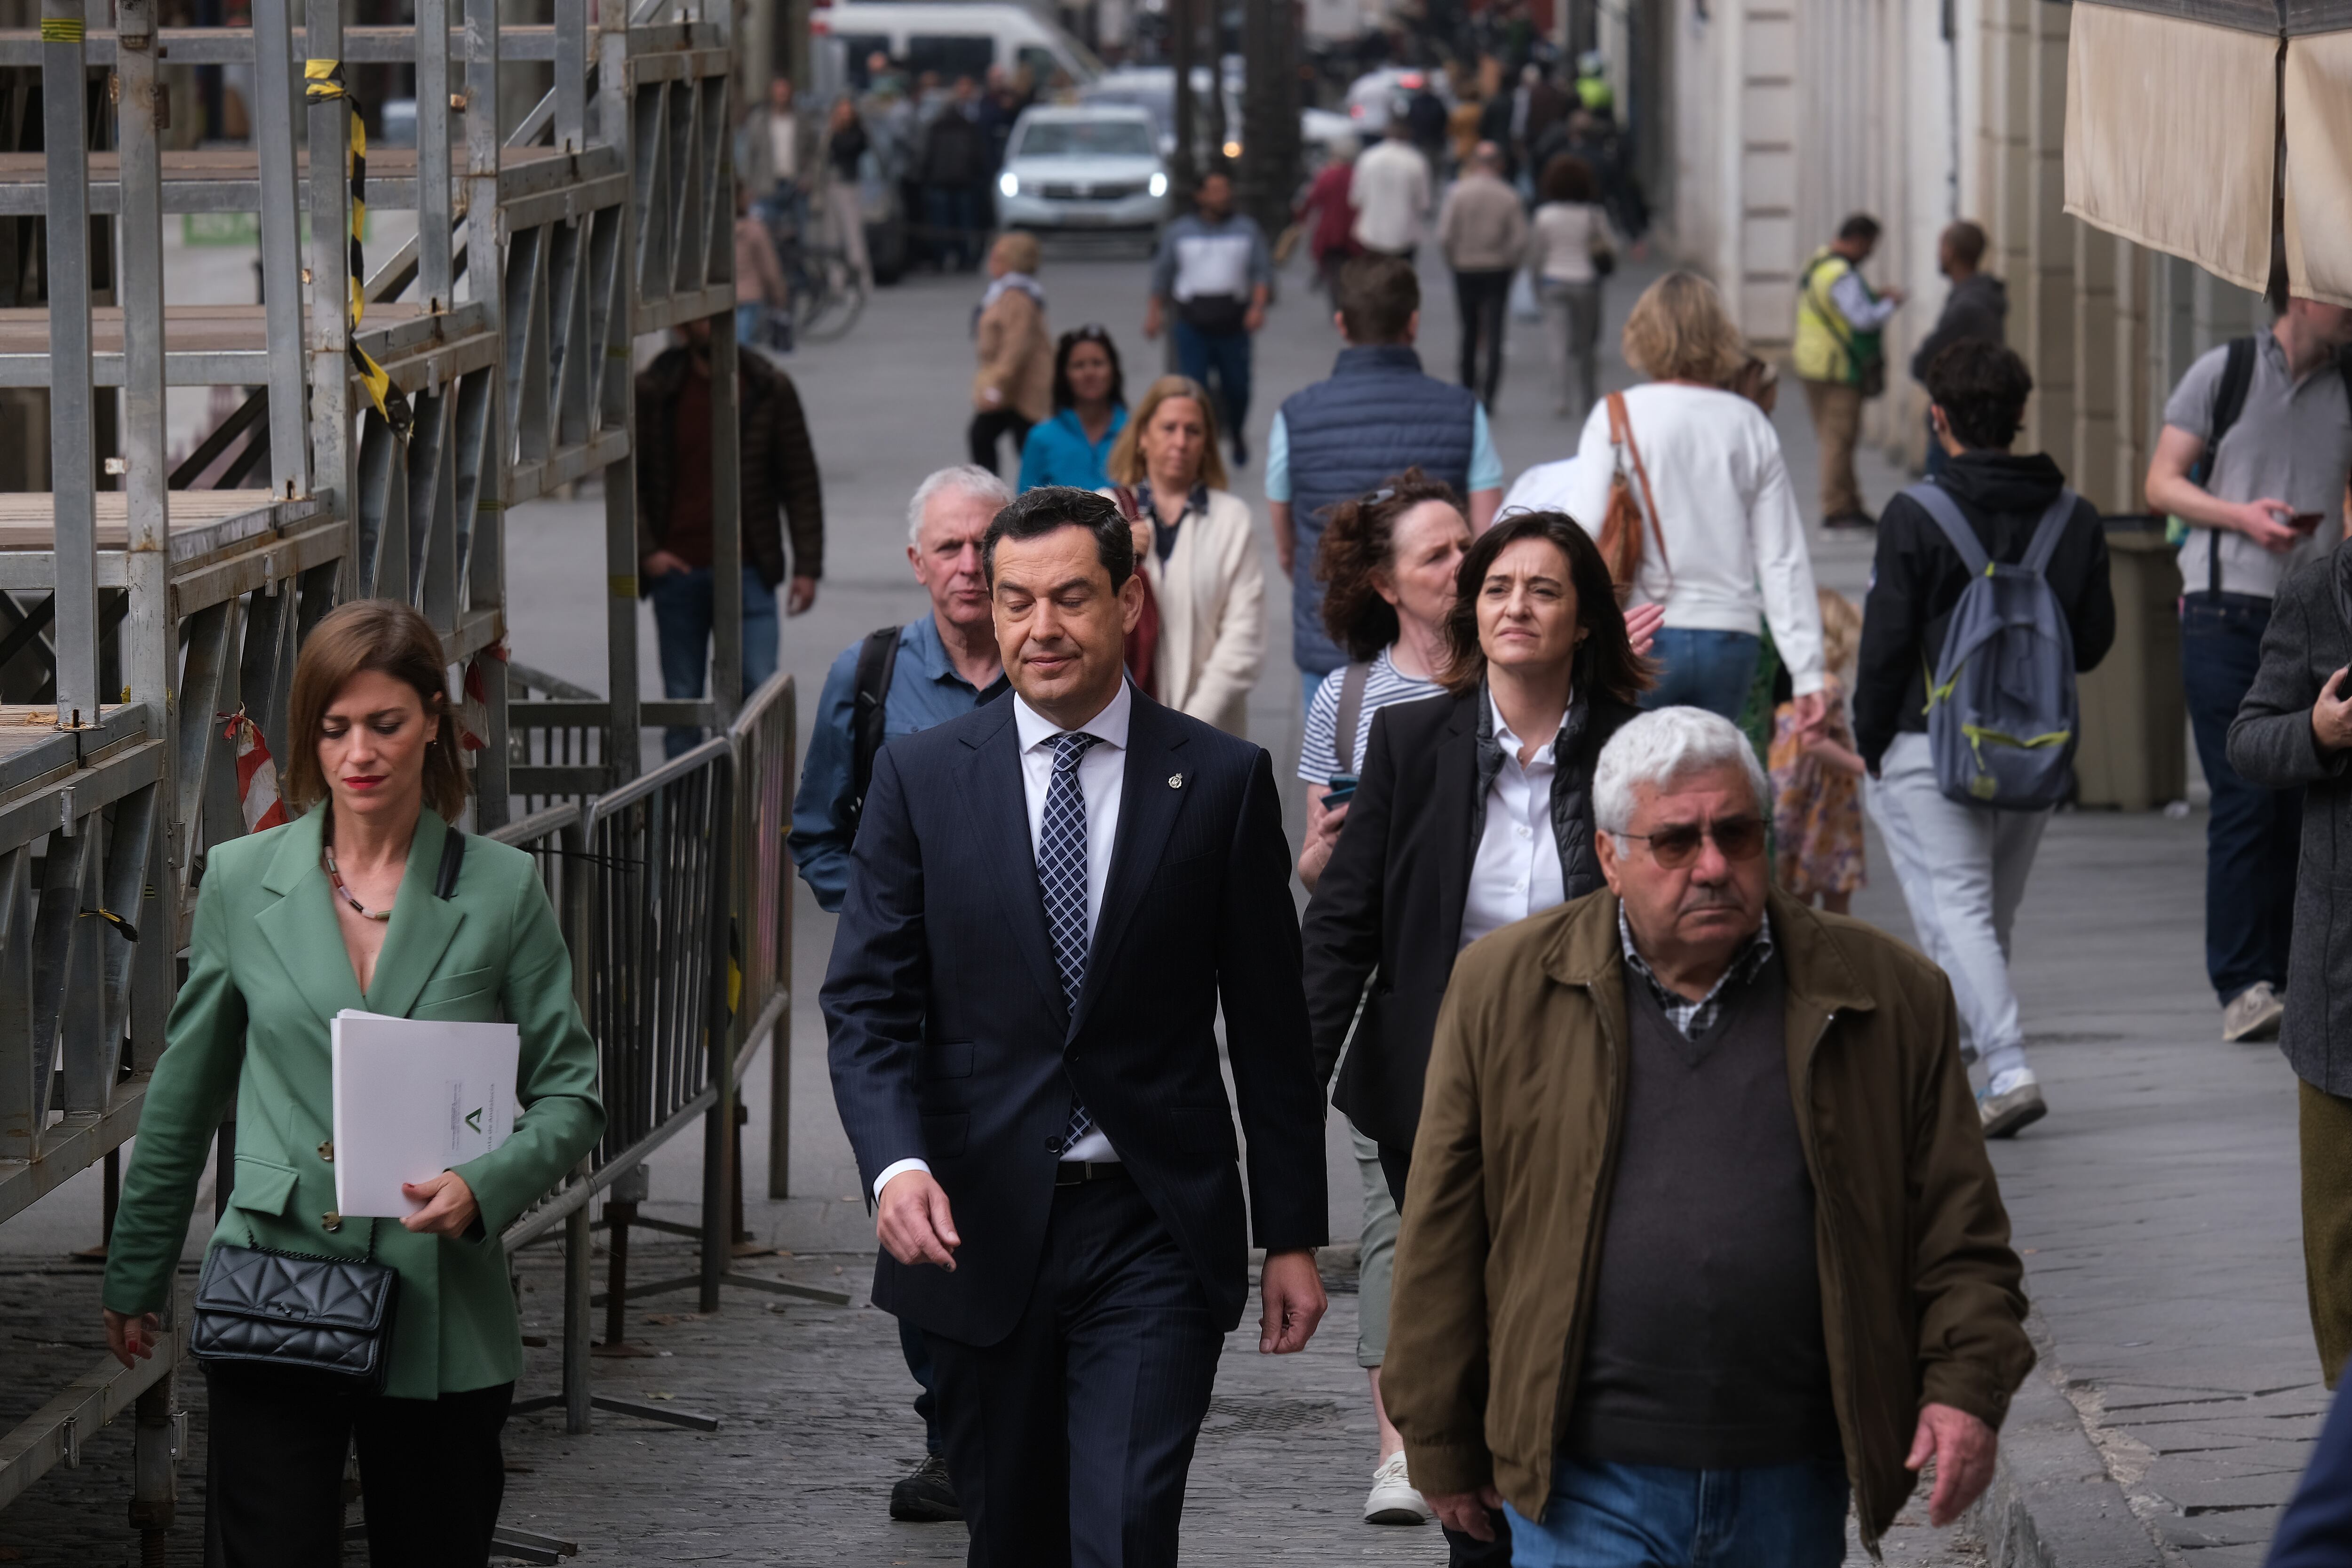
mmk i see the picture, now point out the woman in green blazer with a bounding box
[102,599,605,1568]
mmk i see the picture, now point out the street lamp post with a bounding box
[1237,0,1299,237]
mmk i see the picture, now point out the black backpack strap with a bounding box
[848,625,902,830]
[1330,661,1371,775]
[2201,335,2258,596]
[434,827,466,899]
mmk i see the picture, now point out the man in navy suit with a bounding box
[823,485,1329,1566]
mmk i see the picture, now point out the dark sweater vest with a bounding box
[1565,950,1843,1469]
[1277,345,1478,676]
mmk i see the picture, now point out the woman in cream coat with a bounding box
[1103,374,1267,736]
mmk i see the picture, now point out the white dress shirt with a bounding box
[874,682,1134,1199]
[1458,691,1567,949]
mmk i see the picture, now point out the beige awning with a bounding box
[2066,0,2352,303]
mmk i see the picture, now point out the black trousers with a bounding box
[1454,269,1514,409]
[203,1365,513,1568]
[1379,1140,1514,1567]
[926,1178,1224,1568]
[968,408,1033,477]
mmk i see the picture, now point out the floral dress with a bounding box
[1768,674,1865,897]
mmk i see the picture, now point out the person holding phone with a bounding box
[1301,511,1654,1563]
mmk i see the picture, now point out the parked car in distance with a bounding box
[812,1,1104,94]
[1344,66,1453,134]
[996,105,1168,236]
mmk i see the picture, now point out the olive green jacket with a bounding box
[1383,887,2031,1547]
[103,807,605,1398]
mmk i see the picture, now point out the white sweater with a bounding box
[1557,382,1826,694]
[1103,486,1267,736]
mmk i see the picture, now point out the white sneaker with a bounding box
[1979,1067,2047,1140]
[1364,1451,1434,1525]
[2222,981,2286,1043]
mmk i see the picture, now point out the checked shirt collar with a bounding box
[1618,904,1775,1041]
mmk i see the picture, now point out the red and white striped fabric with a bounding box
[222,710,289,833]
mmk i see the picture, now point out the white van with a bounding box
[811,3,1105,95]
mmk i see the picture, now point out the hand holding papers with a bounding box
[331,1010,520,1219]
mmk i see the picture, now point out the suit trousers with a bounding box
[1801,378,1865,519]
[926,1178,1224,1568]
[1453,269,1513,408]
[202,1365,512,1568]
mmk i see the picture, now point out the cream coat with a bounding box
[1110,486,1266,737]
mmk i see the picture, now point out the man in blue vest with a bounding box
[1266,254,1503,714]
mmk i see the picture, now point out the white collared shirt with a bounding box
[874,681,1133,1199]
[1459,691,1567,949]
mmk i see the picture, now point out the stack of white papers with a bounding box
[330,1009,520,1218]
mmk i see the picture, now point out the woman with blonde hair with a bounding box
[1561,268,1829,732]
[968,229,1052,475]
[1103,374,1266,735]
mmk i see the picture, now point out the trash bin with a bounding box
[2073,516,2186,810]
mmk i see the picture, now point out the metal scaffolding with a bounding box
[0,0,765,1551]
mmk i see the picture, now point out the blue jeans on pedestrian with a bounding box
[925,184,983,271]
[648,565,780,760]
[1301,667,1327,729]
[735,303,768,349]
[1641,629,1762,723]
[1172,317,1253,439]
[1503,1454,1850,1568]
[2182,591,2301,1003]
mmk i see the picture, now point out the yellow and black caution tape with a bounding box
[304,60,412,439]
[39,15,84,42]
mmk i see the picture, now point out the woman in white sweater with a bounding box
[1102,375,1267,736]
[1526,153,1618,428]
[1559,271,1828,732]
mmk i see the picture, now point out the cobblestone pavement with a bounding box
[0,1242,1979,1566]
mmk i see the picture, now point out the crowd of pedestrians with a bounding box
[659,88,2352,1563]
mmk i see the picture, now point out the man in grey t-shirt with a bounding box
[2145,296,2352,1044]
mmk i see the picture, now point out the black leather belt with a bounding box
[1054,1161,1131,1186]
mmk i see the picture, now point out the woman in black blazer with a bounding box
[1303,511,1651,1206]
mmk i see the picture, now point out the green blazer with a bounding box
[104,806,605,1398]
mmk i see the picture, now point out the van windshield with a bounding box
[1017,119,1155,158]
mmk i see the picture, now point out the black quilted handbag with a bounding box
[190,1240,400,1393]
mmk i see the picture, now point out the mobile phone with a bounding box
[2291,511,2325,534]
[1323,773,1359,806]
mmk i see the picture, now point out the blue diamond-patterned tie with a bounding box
[1039,730,1101,1151]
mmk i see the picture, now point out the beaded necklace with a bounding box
[323,841,394,922]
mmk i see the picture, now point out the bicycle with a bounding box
[768,202,869,345]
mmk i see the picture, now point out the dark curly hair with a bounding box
[1314,469,1465,660]
[1440,512,1652,703]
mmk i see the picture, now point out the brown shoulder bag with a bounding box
[1598,391,1669,590]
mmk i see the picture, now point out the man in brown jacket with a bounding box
[637,314,825,757]
[1384,706,2032,1563]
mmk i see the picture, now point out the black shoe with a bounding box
[890,1453,961,1522]
[1822,509,1877,530]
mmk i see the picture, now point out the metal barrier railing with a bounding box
[494,673,822,1439]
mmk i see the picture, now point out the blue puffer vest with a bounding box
[1279,344,1478,674]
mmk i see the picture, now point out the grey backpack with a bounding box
[1904,481,2081,810]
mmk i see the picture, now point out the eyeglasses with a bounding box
[1616,815,1767,868]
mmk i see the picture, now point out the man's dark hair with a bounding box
[1539,153,1596,205]
[1941,219,1988,271]
[1837,212,1882,244]
[1925,338,2033,452]
[1337,253,1419,344]
[982,485,1135,590]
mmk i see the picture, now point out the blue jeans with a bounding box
[1301,667,1327,729]
[1172,317,1253,438]
[1503,1455,1850,1568]
[648,565,780,759]
[735,303,768,348]
[2182,591,2300,1003]
[1641,629,1762,723]
[925,184,983,271]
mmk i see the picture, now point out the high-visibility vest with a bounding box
[1575,73,1613,112]
[1794,246,1878,385]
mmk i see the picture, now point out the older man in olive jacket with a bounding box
[1384,708,2031,1562]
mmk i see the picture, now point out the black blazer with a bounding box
[1301,681,1635,1151]
[822,689,1327,1347]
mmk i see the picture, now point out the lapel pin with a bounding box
[1168,772,1184,789]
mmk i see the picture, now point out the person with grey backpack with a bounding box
[1853,341,2115,1138]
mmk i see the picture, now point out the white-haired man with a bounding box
[1383,706,2033,1566]
[787,463,1013,1522]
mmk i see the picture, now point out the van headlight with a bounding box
[999,171,1020,198]
[1148,171,1168,198]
